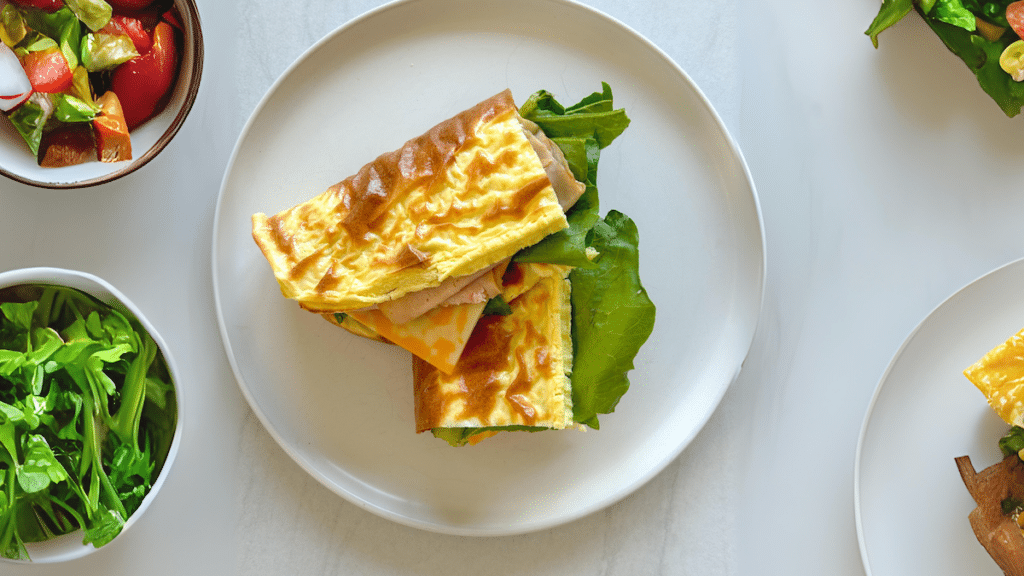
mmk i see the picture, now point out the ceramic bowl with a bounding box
[0,0,203,188]
[0,267,182,562]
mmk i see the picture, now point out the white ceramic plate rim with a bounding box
[213,0,764,536]
[854,257,1024,575]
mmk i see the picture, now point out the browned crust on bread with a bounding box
[957,455,1024,575]
[263,89,517,260]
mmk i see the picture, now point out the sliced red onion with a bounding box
[0,43,32,113]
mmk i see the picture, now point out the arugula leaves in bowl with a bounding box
[0,271,179,562]
[867,0,1024,117]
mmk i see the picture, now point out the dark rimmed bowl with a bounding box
[0,0,203,189]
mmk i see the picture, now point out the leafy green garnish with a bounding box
[1003,496,1024,514]
[515,83,626,268]
[481,295,513,316]
[20,7,83,70]
[866,1,1024,116]
[568,212,656,428]
[519,82,630,149]
[61,0,112,33]
[1000,425,1024,456]
[7,98,50,157]
[0,285,176,560]
[81,32,138,72]
[431,426,548,448]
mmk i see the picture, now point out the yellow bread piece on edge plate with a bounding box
[965,327,1024,428]
[251,89,568,313]
[412,272,574,437]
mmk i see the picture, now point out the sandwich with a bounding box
[252,84,655,445]
[957,327,1024,575]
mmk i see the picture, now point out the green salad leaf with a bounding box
[7,99,49,157]
[519,82,630,148]
[866,0,914,47]
[431,426,548,448]
[515,84,626,268]
[568,211,656,429]
[0,285,176,560]
[20,7,83,70]
[1000,425,1024,456]
[866,1,1024,116]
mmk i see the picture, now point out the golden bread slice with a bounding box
[965,327,1024,428]
[252,90,568,313]
[412,272,573,433]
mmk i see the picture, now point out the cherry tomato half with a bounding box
[22,47,72,94]
[9,0,64,12]
[107,0,157,10]
[109,20,178,129]
[1007,1,1024,39]
[101,15,152,55]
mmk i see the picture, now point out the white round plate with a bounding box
[213,0,763,535]
[856,258,1024,575]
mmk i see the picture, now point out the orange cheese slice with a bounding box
[344,302,487,374]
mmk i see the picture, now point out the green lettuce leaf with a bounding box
[0,285,176,559]
[866,0,914,47]
[20,7,83,69]
[867,1,1024,116]
[431,425,548,447]
[930,0,977,30]
[7,98,50,157]
[519,82,630,149]
[924,12,1024,116]
[569,211,656,429]
[515,85,625,267]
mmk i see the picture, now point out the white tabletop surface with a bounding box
[3,0,1022,574]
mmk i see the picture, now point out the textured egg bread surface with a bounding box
[251,89,568,313]
[412,271,573,433]
[325,262,575,374]
[965,327,1024,427]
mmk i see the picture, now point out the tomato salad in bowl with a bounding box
[0,0,202,187]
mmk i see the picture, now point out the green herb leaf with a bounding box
[16,434,68,494]
[6,98,49,157]
[61,0,112,33]
[53,93,97,123]
[520,83,630,149]
[1000,426,1024,456]
[80,32,138,72]
[569,211,656,429]
[430,425,549,447]
[866,0,914,47]
[482,295,513,316]
[0,285,176,559]
[930,0,977,30]
[20,7,83,69]
[923,13,1024,116]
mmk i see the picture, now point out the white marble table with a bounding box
[3,0,1022,574]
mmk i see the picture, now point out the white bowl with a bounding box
[0,0,204,188]
[0,267,183,563]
